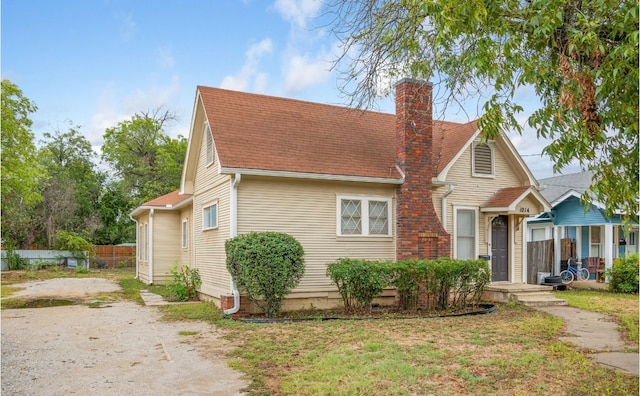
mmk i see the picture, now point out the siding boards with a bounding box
[192,114,233,298]
[193,176,231,298]
[237,177,397,293]
[434,139,530,282]
[153,212,182,283]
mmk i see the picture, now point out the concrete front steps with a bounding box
[482,283,568,307]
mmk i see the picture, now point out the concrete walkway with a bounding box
[535,305,639,377]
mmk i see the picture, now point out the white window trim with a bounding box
[471,141,495,178]
[202,201,219,231]
[336,195,393,237]
[181,218,188,249]
[453,206,479,259]
[528,224,551,242]
[205,123,214,167]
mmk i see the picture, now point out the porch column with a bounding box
[604,224,614,274]
[553,226,561,275]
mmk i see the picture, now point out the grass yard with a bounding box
[2,269,638,395]
[158,301,638,396]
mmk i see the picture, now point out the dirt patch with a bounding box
[1,278,249,395]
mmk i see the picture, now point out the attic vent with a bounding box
[473,142,493,176]
[205,123,214,165]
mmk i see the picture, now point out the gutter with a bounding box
[223,173,242,315]
[440,182,456,229]
[220,167,404,185]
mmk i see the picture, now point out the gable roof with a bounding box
[186,86,482,184]
[432,120,478,177]
[481,186,550,213]
[130,190,192,217]
[538,171,594,204]
[199,86,401,181]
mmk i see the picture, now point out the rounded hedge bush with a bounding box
[225,231,305,317]
[608,253,639,294]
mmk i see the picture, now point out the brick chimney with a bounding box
[395,79,450,260]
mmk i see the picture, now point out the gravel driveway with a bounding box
[1,278,249,395]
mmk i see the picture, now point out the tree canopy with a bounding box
[35,126,105,247]
[101,109,187,206]
[1,79,46,246]
[326,0,638,220]
[1,80,188,247]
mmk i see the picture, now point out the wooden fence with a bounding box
[527,239,554,284]
[91,245,136,268]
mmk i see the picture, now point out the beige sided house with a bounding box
[131,79,550,313]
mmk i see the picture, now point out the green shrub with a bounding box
[169,263,202,301]
[226,232,305,317]
[55,230,92,259]
[4,243,27,270]
[389,260,429,310]
[607,254,639,294]
[329,258,490,312]
[326,259,391,312]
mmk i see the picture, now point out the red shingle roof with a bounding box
[142,190,191,207]
[198,86,478,180]
[432,120,478,177]
[482,186,531,209]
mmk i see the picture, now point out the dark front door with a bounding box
[491,215,509,281]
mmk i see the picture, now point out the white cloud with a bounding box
[273,0,322,29]
[121,76,181,113]
[157,47,175,69]
[221,39,274,92]
[282,54,332,94]
[89,76,183,147]
[116,12,136,42]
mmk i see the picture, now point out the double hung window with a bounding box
[203,203,218,230]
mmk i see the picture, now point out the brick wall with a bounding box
[395,79,450,260]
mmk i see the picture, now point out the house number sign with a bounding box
[516,205,533,214]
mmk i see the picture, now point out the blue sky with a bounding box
[2,0,578,179]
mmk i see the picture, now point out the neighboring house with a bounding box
[526,171,638,278]
[131,79,550,312]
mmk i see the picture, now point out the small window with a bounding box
[138,224,144,260]
[181,219,188,248]
[472,142,494,176]
[590,225,601,257]
[143,223,149,261]
[203,203,218,230]
[205,123,214,165]
[531,228,546,242]
[337,196,391,236]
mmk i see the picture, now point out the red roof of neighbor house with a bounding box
[142,190,191,207]
[198,86,478,180]
[482,186,531,209]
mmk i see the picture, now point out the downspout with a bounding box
[129,214,139,279]
[148,208,154,285]
[224,173,242,315]
[441,183,455,229]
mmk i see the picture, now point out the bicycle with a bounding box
[559,257,590,284]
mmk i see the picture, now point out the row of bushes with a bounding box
[326,258,490,312]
